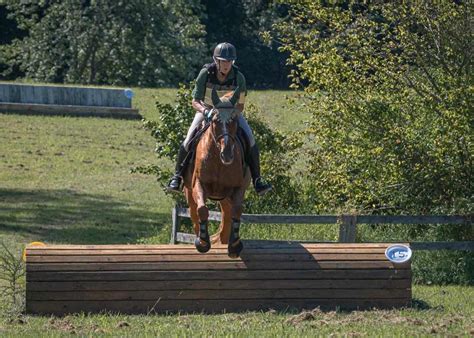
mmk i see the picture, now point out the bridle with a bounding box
[210,116,236,152]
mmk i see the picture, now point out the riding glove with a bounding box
[204,109,215,122]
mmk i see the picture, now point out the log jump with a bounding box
[25,241,412,315]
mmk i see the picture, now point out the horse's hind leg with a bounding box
[228,188,246,258]
[192,180,210,253]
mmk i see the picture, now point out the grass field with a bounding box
[0,84,472,336]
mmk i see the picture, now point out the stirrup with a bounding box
[166,175,183,193]
[254,177,272,196]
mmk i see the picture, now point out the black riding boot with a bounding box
[247,145,272,196]
[167,144,190,193]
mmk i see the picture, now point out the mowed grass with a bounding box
[0,84,472,336]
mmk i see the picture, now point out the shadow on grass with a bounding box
[0,188,167,244]
[411,298,434,310]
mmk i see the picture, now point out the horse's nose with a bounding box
[220,151,233,166]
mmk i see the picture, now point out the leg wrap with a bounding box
[199,221,209,240]
[195,220,211,253]
[231,219,241,241]
[228,218,243,258]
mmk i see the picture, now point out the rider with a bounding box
[167,42,272,196]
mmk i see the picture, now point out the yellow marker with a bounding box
[22,241,46,262]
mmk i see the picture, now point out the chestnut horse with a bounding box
[183,87,251,258]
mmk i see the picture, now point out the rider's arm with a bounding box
[191,68,209,113]
[235,72,247,114]
[192,99,210,114]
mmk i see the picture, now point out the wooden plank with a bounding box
[170,206,179,244]
[339,215,357,243]
[176,232,197,243]
[357,215,471,225]
[26,261,409,272]
[26,298,411,314]
[27,288,411,301]
[27,269,411,282]
[26,253,389,263]
[26,243,401,250]
[175,208,471,225]
[26,248,389,256]
[27,279,412,292]
[0,102,141,119]
[176,208,339,224]
[26,244,195,251]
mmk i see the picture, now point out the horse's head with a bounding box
[209,87,240,166]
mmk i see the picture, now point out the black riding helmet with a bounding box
[213,42,237,61]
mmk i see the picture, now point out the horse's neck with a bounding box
[197,128,219,159]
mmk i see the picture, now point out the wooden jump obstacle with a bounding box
[25,241,411,315]
[0,83,140,119]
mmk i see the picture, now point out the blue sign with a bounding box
[124,88,134,99]
[385,244,412,263]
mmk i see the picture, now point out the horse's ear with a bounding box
[211,87,222,106]
[228,86,241,106]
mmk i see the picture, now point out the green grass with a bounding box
[0,83,472,336]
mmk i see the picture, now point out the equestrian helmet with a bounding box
[213,42,237,61]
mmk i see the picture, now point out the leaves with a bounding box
[272,1,472,216]
[3,0,206,86]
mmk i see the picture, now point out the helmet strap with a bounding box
[214,58,225,77]
[213,57,234,77]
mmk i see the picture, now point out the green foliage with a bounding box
[136,83,301,213]
[268,1,473,284]
[272,1,472,215]
[0,242,25,318]
[1,1,290,87]
[2,0,206,86]
[202,0,290,88]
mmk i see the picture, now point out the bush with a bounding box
[0,242,25,318]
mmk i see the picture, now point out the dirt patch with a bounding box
[47,317,77,334]
[116,321,130,328]
[285,308,326,325]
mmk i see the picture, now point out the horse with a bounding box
[182,87,251,258]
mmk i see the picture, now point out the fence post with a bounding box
[339,215,357,243]
[170,205,180,244]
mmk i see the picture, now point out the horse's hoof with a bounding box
[228,239,243,258]
[195,237,211,253]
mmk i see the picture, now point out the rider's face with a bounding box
[218,60,232,75]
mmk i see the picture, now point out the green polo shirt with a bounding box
[192,67,247,106]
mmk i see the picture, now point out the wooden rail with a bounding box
[171,206,473,251]
[0,83,141,119]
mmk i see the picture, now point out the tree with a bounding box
[269,1,473,284]
[270,1,472,216]
[3,0,206,86]
[201,0,290,88]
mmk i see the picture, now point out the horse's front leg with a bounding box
[228,188,245,258]
[193,179,210,253]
